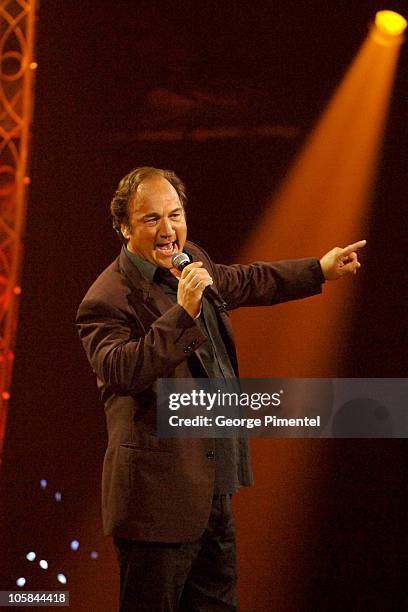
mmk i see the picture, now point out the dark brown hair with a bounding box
[110,166,187,242]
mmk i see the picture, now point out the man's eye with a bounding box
[145,218,158,225]
[170,214,181,220]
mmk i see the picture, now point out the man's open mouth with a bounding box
[155,241,178,256]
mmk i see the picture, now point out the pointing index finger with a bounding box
[341,240,367,256]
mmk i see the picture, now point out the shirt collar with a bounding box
[124,247,157,283]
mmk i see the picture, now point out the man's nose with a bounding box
[159,217,174,237]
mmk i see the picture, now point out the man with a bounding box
[76,166,365,611]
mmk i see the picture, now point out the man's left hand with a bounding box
[320,240,367,281]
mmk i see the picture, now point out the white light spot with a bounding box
[16,577,26,587]
[39,559,48,570]
[90,551,98,559]
[70,540,79,551]
[40,479,47,489]
[57,573,67,584]
[54,491,62,502]
[26,552,36,561]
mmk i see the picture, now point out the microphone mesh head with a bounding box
[171,252,190,270]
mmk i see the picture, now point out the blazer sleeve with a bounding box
[210,258,325,309]
[76,298,207,395]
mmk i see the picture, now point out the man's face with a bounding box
[121,176,187,269]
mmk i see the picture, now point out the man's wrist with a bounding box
[317,259,327,283]
[180,302,202,320]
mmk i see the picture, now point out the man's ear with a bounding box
[120,224,131,240]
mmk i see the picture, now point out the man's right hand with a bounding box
[175,261,214,319]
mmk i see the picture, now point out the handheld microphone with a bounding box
[171,252,191,271]
[171,252,227,311]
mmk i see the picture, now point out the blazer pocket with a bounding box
[119,442,172,453]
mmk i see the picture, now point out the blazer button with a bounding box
[206,450,215,460]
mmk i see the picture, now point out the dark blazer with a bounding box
[76,241,324,542]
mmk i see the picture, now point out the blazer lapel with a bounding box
[119,247,175,330]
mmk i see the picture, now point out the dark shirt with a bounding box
[124,247,253,493]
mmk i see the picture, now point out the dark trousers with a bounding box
[113,495,237,612]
